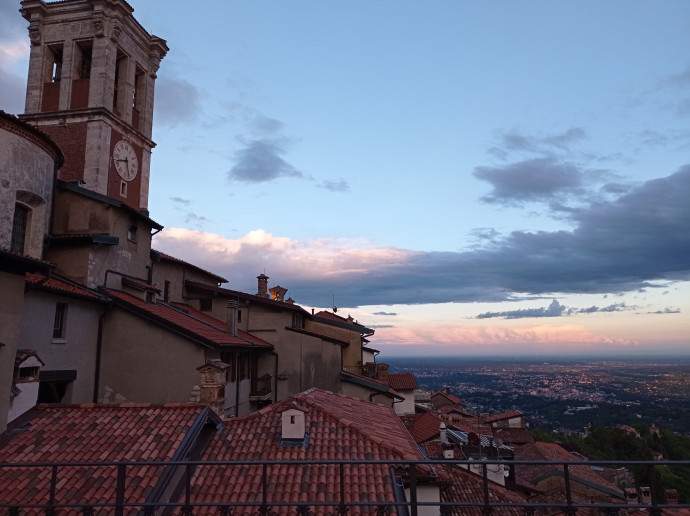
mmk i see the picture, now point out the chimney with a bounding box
[196,361,229,416]
[281,404,306,441]
[440,422,454,458]
[226,300,238,336]
[257,274,269,298]
[377,363,389,383]
[269,285,288,302]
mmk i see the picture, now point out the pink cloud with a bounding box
[154,227,417,288]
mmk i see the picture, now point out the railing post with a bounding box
[45,464,58,516]
[260,462,268,516]
[297,505,309,515]
[337,462,349,515]
[481,463,492,516]
[81,506,94,515]
[218,505,233,516]
[562,463,577,516]
[409,463,418,516]
[181,463,194,515]
[376,506,390,516]
[115,463,126,516]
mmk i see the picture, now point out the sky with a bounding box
[1,1,689,357]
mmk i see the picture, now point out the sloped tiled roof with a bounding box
[405,412,444,444]
[106,289,272,349]
[339,370,403,401]
[0,404,214,508]
[312,310,373,334]
[190,388,425,514]
[514,442,623,498]
[492,427,534,445]
[482,410,523,424]
[432,390,461,405]
[151,249,228,283]
[438,465,526,515]
[386,373,418,390]
[26,273,105,301]
[172,302,273,348]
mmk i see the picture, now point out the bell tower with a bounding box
[19,0,167,213]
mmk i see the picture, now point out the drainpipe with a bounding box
[271,351,279,403]
[93,302,112,403]
[234,353,240,417]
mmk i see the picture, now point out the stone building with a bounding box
[1,0,389,430]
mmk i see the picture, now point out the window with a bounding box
[46,44,63,82]
[75,40,92,79]
[291,313,303,329]
[220,352,237,382]
[53,303,67,340]
[164,281,171,302]
[127,222,138,242]
[237,309,242,323]
[11,204,29,253]
[200,298,213,312]
[120,181,128,197]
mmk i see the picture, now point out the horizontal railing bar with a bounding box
[1,458,688,467]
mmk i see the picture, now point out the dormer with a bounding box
[280,404,308,447]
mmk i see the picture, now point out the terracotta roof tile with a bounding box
[482,410,523,423]
[26,273,104,300]
[0,404,209,508]
[432,390,462,405]
[172,302,273,348]
[190,388,424,513]
[492,427,534,445]
[106,289,272,349]
[438,464,526,515]
[514,442,623,497]
[386,373,418,390]
[405,412,444,444]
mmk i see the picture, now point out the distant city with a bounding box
[386,355,690,435]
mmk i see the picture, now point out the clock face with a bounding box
[113,140,138,181]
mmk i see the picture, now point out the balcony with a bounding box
[249,374,272,401]
[1,458,687,515]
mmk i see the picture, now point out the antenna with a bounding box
[332,294,337,313]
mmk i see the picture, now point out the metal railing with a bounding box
[1,458,688,515]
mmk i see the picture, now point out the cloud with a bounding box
[476,300,637,319]
[171,197,190,206]
[373,324,638,353]
[496,127,587,154]
[647,307,681,315]
[154,167,690,308]
[228,138,302,183]
[477,300,568,319]
[318,179,350,192]
[0,66,25,114]
[577,303,629,314]
[372,312,398,316]
[153,76,202,128]
[474,157,586,204]
[0,3,29,115]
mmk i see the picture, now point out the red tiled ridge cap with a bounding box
[26,272,104,300]
[152,249,228,283]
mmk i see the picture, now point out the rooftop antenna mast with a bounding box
[332,294,337,313]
